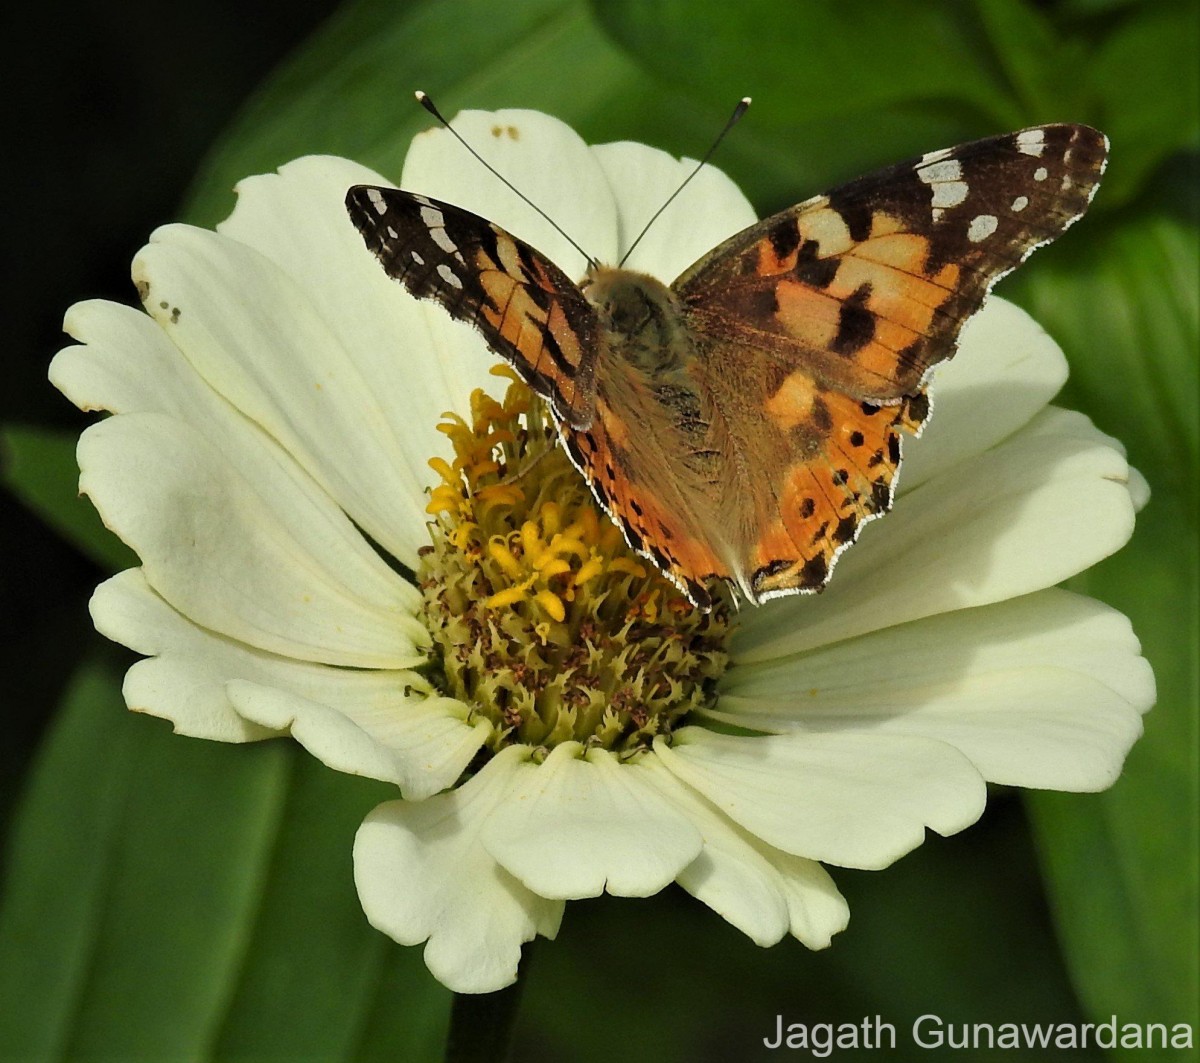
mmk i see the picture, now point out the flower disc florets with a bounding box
[419,367,731,755]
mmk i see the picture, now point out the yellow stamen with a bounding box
[486,584,531,610]
[417,369,730,755]
[487,538,525,580]
[534,590,567,622]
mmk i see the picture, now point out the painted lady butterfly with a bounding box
[347,122,1107,609]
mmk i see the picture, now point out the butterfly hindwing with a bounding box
[677,125,1107,402]
[346,186,600,428]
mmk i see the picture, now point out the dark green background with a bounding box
[2,1,1196,1060]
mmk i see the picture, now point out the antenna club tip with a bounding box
[415,90,442,119]
[742,96,752,106]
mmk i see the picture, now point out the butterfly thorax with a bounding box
[582,266,694,379]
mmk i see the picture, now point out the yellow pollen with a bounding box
[417,370,731,756]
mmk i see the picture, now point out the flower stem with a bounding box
[444,943,534,1063]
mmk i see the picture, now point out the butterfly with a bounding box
[346,123,1107,610]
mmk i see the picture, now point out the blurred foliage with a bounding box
[2,0,1196,1060]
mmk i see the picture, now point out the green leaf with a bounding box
[586,0,1039,213]
[1009,214,1200,1042]
[0,425,135,572]
[0,663,449,1062]
[591,0,1021,128]
[972,0,1089,119]
[1085,4,1200,206]
[0,666,133,1061]
[185,0,655,227]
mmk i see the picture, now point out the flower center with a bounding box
[418,367,731,755]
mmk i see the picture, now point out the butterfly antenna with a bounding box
[415,91,599,271]
[617,96,751,269]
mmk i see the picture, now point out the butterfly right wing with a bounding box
[346,186,601,428]
[676,124,1107,402]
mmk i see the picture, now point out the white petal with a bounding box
[90,569,278,742]
[655,728,986,870]
[217,155,494,489]
[481,743,702,899]
[401,109,619,279]
[79,413,425,667]
[900,298,1068,491]
[132,224,431,567]
[636,754,848,948]
[93,572,481,795]
[726,589,1153,712]
[589,141,757,280]
[354,746,563,994]
[735,407,1137,662]
[718,591,1154,792]
[52,300,423,614]
[226,680,489,795]
[1127,465,1151,511]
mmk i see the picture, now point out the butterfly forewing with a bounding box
[676,125,1107,402]
[345,186,600,428]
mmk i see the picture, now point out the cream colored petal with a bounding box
[90,569,277,742]
[94,571,481,794]
[401,109,619,279]
[354,746,563,995]
[735,407,1137,662]
[217,155,494,484]
[718,592,1154,792]
[637,754,848,948]
[900,298,1069,491]
[52,299,423,614]
[726,589,1153,712]
[132,224,431,567]
[589,141,757,280]
[481,743,702,899]
[655,728,986,871]
[79,413,425,667]
[1127,465,1151,511]
[226,680,489,796]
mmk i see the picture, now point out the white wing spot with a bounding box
[411,250,425,265]
[918,159,969,212]
[968,214,999,242]
[932,207,945,223]
[1034,167,1049,182]
[919,159,963,183]
[437,264,463,290]
[1061,175,1074,191]
[1011,196,1029,212]
[932,180,969,210]
[920,147,953,166]
[1017,129,1046,157]
[367,188,388,216]
[386,226,397,238]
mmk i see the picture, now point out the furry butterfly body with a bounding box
[347,123,1107,609]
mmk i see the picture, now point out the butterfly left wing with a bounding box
[346,186,600,428]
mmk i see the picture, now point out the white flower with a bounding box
[51,110,1154,996]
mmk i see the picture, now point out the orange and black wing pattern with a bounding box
[677,125,1107,401]
[671,125,1107,600]
[346,186,600,428]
